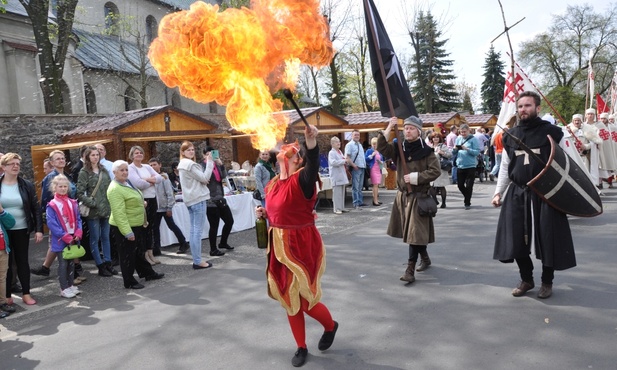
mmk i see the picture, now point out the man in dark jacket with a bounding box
[491,91,576,299]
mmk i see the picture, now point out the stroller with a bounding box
[476,153,489,182]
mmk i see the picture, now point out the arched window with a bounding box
[60,79,72,114]
[146,15,158,45]
[171,91,182,109]
[124,87,138,111]
[84,83,97,114]
[104,2,120,35]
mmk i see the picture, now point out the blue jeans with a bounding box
[351,167,365,206]
[491,153,502,176]
[187,200,206,264]
[87,218,111,266]
[54,251,74,290]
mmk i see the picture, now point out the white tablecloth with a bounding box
[160,192,261,246]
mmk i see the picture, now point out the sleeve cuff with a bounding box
[410,172,419,185]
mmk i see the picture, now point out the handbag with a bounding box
[344,165,352,181]
[417,189,438,217]
[79,172,104,217]
[439,156,453,171]
[62,242,86,260]
[253,189,262,200]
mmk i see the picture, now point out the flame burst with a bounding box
[148,0,334,150]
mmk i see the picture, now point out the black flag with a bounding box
[363,0,417,118]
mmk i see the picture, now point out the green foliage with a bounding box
[518,3,617,97]
[480,46,505,115]
[219,0,250,11]
[544,86,585,124]
[408,11,459,113]
[462,92,474,115]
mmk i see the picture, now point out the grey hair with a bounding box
[111,160,128,173]
[460,123,470,131]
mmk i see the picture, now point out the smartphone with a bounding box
[211,150,219,160]
[455,145,462,149]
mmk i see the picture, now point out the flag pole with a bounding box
[508,54,568,125]
[363,0,411,192]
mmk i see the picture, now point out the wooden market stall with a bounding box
[30,105,223,193]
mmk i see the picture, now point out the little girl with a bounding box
[46,175,83,298]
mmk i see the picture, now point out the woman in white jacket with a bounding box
[328,136,349,214]
[178,141,214,269]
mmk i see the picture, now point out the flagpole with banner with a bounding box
[363,0,417,192]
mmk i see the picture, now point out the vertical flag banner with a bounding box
[495,58,536,133]
[596,94,609,114]
[588,49,595,109]
[363,0,417,118]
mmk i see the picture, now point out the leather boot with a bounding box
[105,262,119,275]
[144,250,157,265]
[400,260,416,283]
[416,251,432,272]
[97,263,112,277]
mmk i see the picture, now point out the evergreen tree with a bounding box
[480,46,506,115]
[462,92,474,114]
[408,11,459,113]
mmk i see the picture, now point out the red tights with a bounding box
[287,298,334,349]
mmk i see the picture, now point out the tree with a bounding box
[480,46,505,115]
[20,0,79,113]
[518,4,617,99]
[544,86,586,124]
[100,13,157,109]
[455,81,477,114]
[342,32,376,112]
[407,11,459,113]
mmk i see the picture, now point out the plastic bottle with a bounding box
[255,216,268,249]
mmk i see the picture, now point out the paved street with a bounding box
[1,182,616,369]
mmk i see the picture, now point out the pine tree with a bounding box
[480,46,506,115]
[408,11,459,113]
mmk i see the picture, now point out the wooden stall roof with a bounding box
[345,111,462,130]
[461,113,498,129]
[60,105,220,142]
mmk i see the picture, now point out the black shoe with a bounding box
[0,303,16,313]
[11,283,22,293]
[105,262,119,276]
[31,265,50,277]
[193,262,213,270]
[219,243,234,250]
[145,272,165,281]
[318,321,339,351]
[210,249,225,257]
[97,264,112,277]
[0,311,9,319]
[358,203,369,207]
[125,283,145,289]
[291,347,308,367]
[177,242,190,254]
[152,248,162,257]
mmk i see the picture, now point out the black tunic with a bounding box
[493,117,576,270]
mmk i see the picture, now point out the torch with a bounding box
[282,89,311,129]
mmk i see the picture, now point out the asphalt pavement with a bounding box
[1,181,616,369]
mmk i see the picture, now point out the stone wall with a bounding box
[0,114,102,180]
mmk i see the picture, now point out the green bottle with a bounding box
[255,216,268,249]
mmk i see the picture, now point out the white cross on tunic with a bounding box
[514,149,541,165]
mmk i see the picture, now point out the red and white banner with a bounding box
[588,49,595,109]
[495,60,536,133]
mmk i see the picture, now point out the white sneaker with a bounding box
[333,210,342,215]
[70,286,81,295]
[61,288,76,298]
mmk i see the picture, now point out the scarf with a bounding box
[258,159,276,179]
[212,164,222,182]
[54,193,76,230]
[400,138,434,162]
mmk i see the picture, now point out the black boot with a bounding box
[105,262,119,275]
[97,264,112,277]
[176,242,190,254]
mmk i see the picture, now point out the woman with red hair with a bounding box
[255,125,338,368]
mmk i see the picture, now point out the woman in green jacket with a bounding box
[107,160,163,289]
[77,146,115,277]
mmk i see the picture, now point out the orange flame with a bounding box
[148,0,334,150]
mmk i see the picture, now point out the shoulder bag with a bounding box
[417,188,438,217]
[79,172,103,217]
